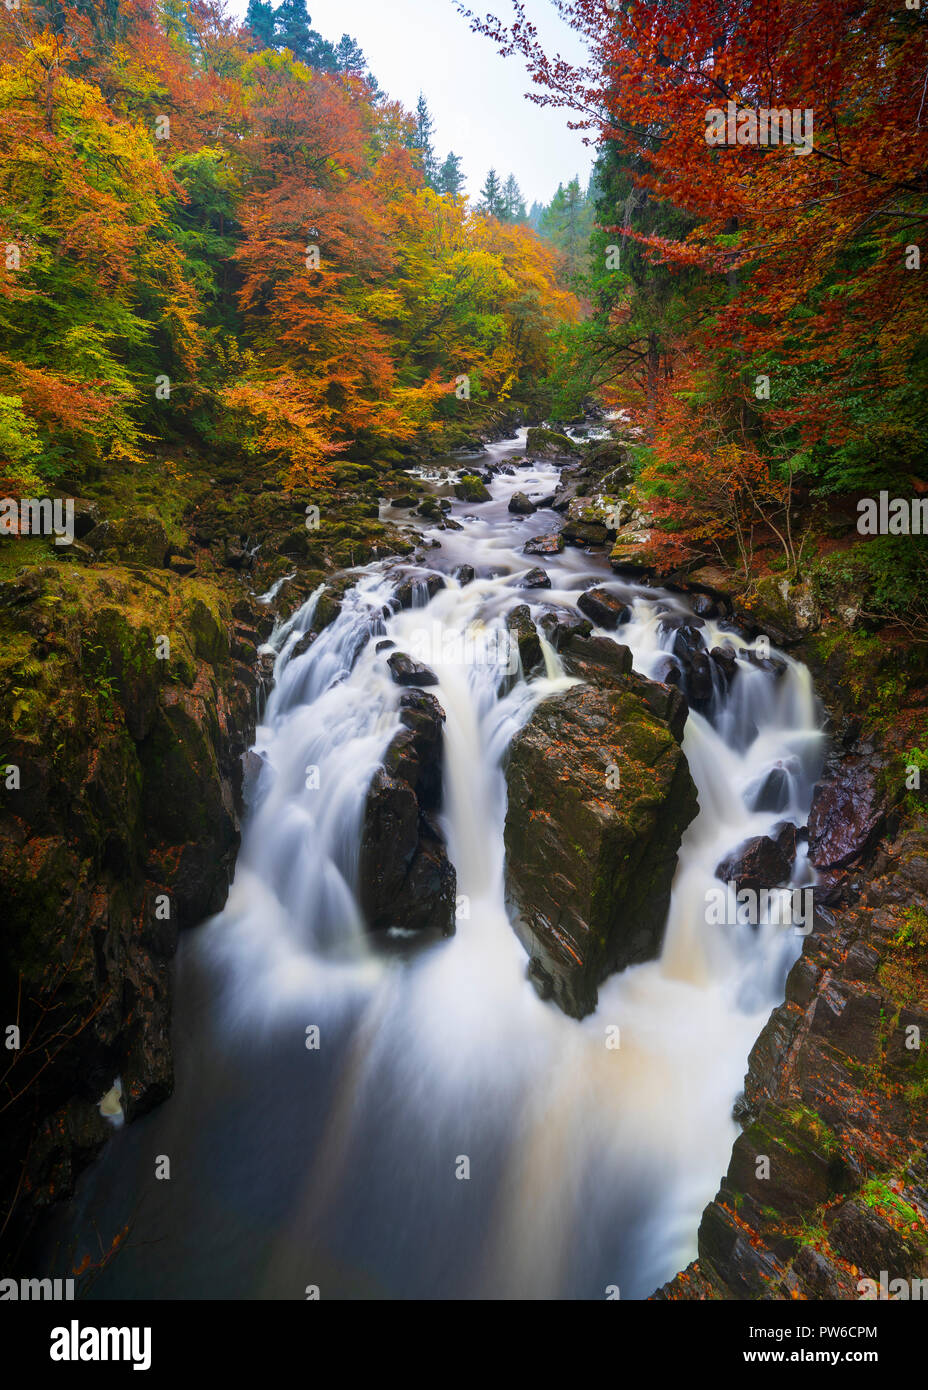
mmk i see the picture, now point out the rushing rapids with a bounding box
[46,430,826,1300]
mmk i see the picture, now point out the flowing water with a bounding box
[46,430,825,1300]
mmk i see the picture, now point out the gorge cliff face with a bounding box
[0,557,255,1257]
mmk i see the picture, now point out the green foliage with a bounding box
[812,537,928,633]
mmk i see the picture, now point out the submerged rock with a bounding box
[504,652,698,1018]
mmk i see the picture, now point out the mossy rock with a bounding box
[84,516,171,568]
[505,670,698,1017]
[454,475,491,503]
[525,427,580,458]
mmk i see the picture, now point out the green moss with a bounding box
[859,1178,922,1228]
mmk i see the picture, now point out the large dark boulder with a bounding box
[715,834,793,890]
[387,652,438,687]
[504,658,698,1018]
[508,491,536,515]
[576,587,631,629]
[359,692,455,937]
[807,755,886,870]
[393,572,446,610]
[525,427,579,460]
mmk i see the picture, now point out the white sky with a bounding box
[224,0,597,206]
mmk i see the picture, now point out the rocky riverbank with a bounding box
[0,445,432,1263]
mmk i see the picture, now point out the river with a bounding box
[44,428,825,1300]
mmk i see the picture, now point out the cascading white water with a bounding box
[51,432,824,1300]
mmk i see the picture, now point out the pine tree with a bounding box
[437,152,465,199]
[334,34,366,76]
[479,168,505,218]
[272,0,337,69]
[274,0,312,58]
[244,0,275,48]
[413,94,438,188]
[539,177,591,277]
[501,173,526,222]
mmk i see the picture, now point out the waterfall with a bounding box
[48,433,825,1301]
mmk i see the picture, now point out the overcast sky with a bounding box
[225,0,597,206]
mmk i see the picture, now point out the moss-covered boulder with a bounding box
[84,515,171,568]
[454,474,492,503]
[525,427,580,459]
[504,645,698,1017]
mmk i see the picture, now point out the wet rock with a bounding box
[561,520,610,547]
[715,834,793,890]
[807,755,887,870]
[390,495,419,508]
[745,650,788,679]
[505,670,698,1018]
[652,654,684,690]
[670,622,705,663]
[454,564,475,585]
[770,819,798,865]
[524,533,564,556]
[561,633,633,685]
[686,651,714,705]
[508,491,536,515]
[520,567,551,589]
[396,691,446,811]
[744,763,793,814]
[387,652,439,687]
[709,645,738,687]
[359,695,455,938]
[576,587,631,629]
[538,614,592,651]
[691,592,720,619]
[506,604,543,673]
[393,572,446,610]
[826,1199,926,1277]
